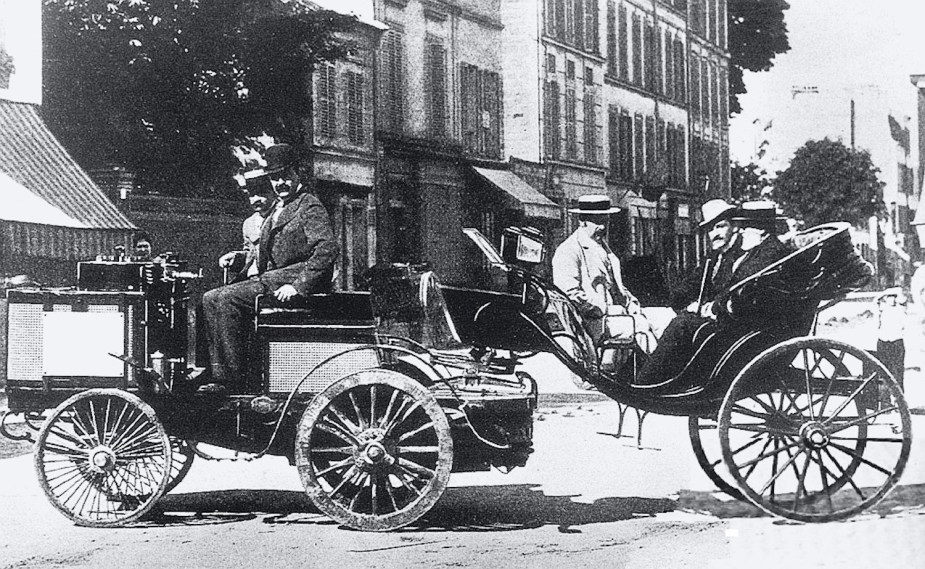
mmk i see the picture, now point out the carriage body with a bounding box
[1,222,912,528]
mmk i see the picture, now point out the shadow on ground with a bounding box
[149,481,925,530]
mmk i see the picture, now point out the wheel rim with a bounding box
[34,389,172,527]
[296,369,453,531]
[719,338,911,522]
[688,415,745,501]
[165,438,195,493]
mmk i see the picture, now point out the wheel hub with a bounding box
[800,421,830,450]
[87,446,117,474]
[355,428,395,469]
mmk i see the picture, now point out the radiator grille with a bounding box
[7,303,44,382]
[267,342,379,394]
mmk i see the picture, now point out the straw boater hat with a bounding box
[568,194,622,214]
[698,198,736,228]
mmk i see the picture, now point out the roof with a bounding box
[0,101,135,230]
[0,170,87,227]
[472,167,560,220]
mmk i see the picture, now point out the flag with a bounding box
[888,114,910,151]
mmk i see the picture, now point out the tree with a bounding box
[730,160,772,203]
[727,0,791,115]
[774,138,884,227]
[41,0,354,198]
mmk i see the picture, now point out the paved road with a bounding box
[1,398,923,569]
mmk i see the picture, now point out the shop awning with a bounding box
[472,167,559,220]
[0,170,87,228]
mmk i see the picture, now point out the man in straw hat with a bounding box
[635,201,790,385]
[669,198,741,316]
[200,143,338,393]
[552,194,657,356]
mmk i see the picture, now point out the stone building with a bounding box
[501,0,731,288]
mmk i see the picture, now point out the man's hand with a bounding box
[218,251,239,268]
[274,284,299,302]
[699,301,715,319]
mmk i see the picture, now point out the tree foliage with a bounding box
[727,0,791,115]
[730,160,772,203]
[41,0,354,197]
[774,138,884,227]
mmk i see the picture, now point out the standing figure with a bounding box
[552,194,657,352]
[876,287,906,390]
[200,143,338,393]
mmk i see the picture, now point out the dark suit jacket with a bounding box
[669,243,741,311]
[714,235,792,326]
[257,188,338,295]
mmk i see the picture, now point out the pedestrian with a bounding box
[200,143,338,393]
[551,194,658,356]
[876,286,906,390]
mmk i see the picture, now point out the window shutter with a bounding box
[380,29,405,133]
[316,63,337,140]
[346,71,365,145]
[427,43,447,139]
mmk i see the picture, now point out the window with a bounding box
[584,0,599,53]
[634,114,644,177]
[708,0,718,45]
[645,116,656,173]
[606,1,617,76]
[619,5,629,81]
[584,66,594,86]
[316,63,336,139]
[632,13,642,86]
[426,42,448,139]
[583,89,597,164]
[644,21,656,92]
[567,59,576,80]
[547,53,557,73]
[620,112,634,180]
[565,87,577,159]
[346,71,365,145]
[379,28,405,133]
[673,38,686,102]
[719,67,728,121]
[460,64,503,158]
[718,0,727,48]
[572,0,585,50]
[544,80,561,158]
[608,106,619,175]
[664,31,674,99]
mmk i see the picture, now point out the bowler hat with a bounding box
[264,143,299,175]
[731,201,784,230]
[568,194,621,215]
[699,198,736,228]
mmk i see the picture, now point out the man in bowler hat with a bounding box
[200,143,338,393]
[635,201,790,386]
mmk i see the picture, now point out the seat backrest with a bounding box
[368,266,464,350]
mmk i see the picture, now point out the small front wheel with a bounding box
[295,369,453,531]
[34,389,172,527]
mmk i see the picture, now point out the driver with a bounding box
[635,201,789,385]
[199,143,338,393]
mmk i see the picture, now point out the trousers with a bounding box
[201,277,272,388]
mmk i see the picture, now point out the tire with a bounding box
[295,369,453,531]
[34,389,172,527]
[718,337,911,522]
[688,415,745,501]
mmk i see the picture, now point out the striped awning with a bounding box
[472,167,559,220]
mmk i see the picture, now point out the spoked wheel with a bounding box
[688,415,744,501]
[165,438,195,493]
[719,337,912,522]
[34,389,172,527]
[295,369,453,531]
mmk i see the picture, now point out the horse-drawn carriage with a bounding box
[0,222,911,529]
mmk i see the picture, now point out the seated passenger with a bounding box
[635,201,790,386]
[551,194,657,354]
[200,143,338,393]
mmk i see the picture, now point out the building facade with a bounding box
[501,0,730,288]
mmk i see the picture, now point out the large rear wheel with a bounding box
[295,369,453,531]
[719,338,911,522]
[34,389,172,527]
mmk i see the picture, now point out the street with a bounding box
[2,360,924,568]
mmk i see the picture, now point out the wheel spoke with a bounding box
[369,385,377,430]
[378,388,400,430]
[397,445,440,454]
[822,447,867,500]
[311,445,355,454]
[727,422,795,436]
[731,403,775,422]
[740,435,775,482]
[316,418,360,446]
[314,458,353,478]
[816,349,847,417]
[791,453,812,512]
[828,441,895,477]
[757,445,804,496]
[327,406,361,437]
[822,373,879,424]
[801,349,818,421]
[826,405,900,434]
[810,449,836,512]
[348,392,368,431]
[397,457,436,479]
[397,421,435,443]
[327,465,360,498]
